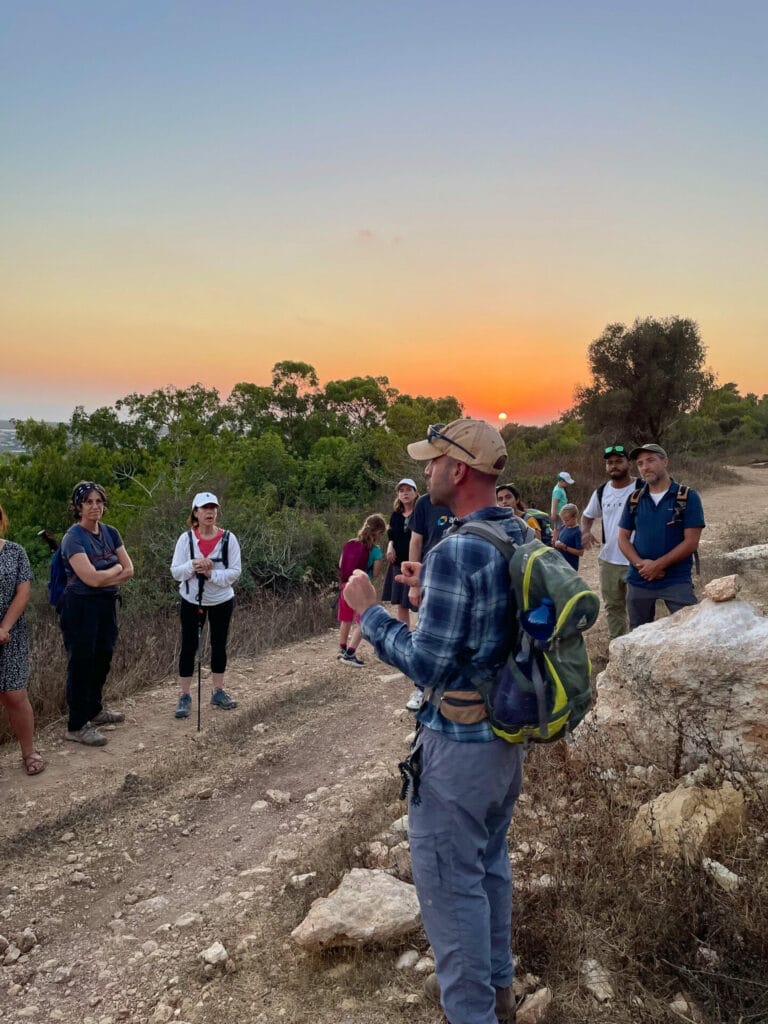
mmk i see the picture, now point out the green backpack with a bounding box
[458,522,600,744]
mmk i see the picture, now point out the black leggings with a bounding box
[178,598,234,677]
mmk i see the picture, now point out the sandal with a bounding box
[22,752,46,776]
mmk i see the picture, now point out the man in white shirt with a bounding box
[581,444,638,639]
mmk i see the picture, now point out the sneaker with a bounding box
[337,646,348,660]
[406,689,423,711]
[92,708,125,725]
[210,688,238,710]
[174,693,192,719]
[340,651,364,668]
[65,722,108,746]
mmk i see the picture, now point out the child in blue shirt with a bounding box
[555,504,584,571]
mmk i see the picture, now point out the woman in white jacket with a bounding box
[170,492,242,718]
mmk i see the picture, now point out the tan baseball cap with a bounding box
[407,419,508,477]
[629,443,668,460]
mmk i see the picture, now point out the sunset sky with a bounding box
[3,1,767,425]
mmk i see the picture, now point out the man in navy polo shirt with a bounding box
[617,443,705,630]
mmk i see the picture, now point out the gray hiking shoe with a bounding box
[92,708,125,725]
[65,722,108,746]
[175,693,192,719]
[211,688,237,709]
[340,651,364,668]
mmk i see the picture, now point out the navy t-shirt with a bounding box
[618,480,705,589]
[61,523,122,596]
[410,495,456,557]
[557,525,582,571]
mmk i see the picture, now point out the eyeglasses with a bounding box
[603,445,626,456]
[428,424,476,460]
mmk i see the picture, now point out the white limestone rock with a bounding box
[579,959,614,1002]
[702,857,742,892]
[199,941,228,965]
[291,868,421,950]
[516,986,553,1023]
[593,599,768,762]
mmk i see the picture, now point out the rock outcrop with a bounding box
[593,598,768,764]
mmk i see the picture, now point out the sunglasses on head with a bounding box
[428,424,476,461]
[604,445,626,456]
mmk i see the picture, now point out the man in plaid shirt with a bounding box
[345,419,526,1024]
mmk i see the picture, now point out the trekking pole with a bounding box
[195,573,206,733]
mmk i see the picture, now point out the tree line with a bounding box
[2,321,766,605]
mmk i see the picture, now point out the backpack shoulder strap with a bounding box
[628,483,647,515]
[596,482,606,509]
[185,530,195,594]
[220,530,230,568]
[455,521,519,561]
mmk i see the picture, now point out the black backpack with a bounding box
[594,478,643,542]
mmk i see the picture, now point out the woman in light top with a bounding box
[171,492,241,718]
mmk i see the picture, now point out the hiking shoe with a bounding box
[423,973,516,1023]
[340,651,364,668]
[423,973,441,1007]
[174,693,192,719]
[406,688,423,711]
[337,646,348,660]
[65,722,108,747]
[211,688,238,710]
[495,984,517,1023]
[92,708,125,725]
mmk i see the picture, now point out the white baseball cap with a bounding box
[397,478,417,489]
[192,492,219,508]
[558,472,575,485]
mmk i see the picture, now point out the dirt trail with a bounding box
[0,466,766,1024]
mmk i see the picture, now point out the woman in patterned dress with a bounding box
[0,503,44,775]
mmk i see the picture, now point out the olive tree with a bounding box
[574,316,714,443]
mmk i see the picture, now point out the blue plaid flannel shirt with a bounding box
[360,506,527,742]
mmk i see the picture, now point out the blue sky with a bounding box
[2,1,766,421]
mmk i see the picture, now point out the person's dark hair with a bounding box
[0,503,8,537]
[357,514,387,550]
[70,481,108,521]
[495,482,526,512]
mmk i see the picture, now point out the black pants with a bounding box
[60,591,119,731]
[179,598,234,677]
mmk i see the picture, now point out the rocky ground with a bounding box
[1,465,766,1024]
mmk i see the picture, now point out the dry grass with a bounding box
[505,734,768,1024]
